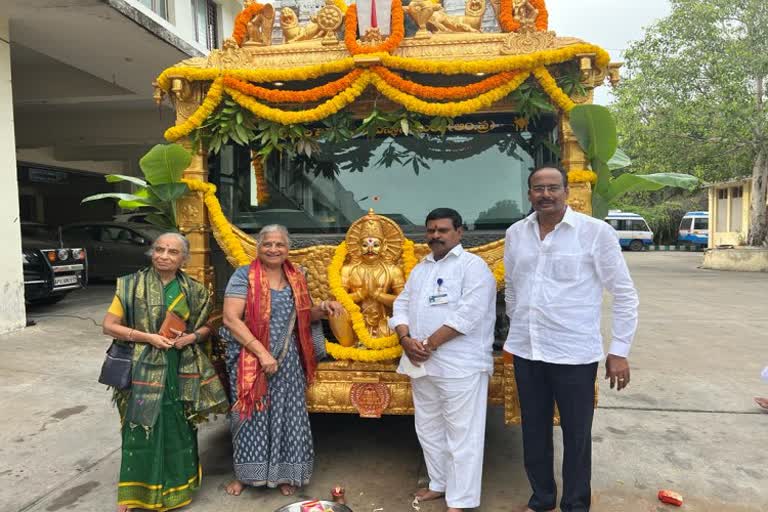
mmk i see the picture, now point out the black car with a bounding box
[61,222,165,280]
[21,223,87,304]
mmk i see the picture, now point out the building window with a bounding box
[193,0,219,50]
[138,0,168,19]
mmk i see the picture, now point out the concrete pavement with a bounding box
[1,253,766,512]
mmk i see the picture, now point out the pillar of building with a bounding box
[0,18,27,333]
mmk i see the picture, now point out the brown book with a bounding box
[158,311,186,338]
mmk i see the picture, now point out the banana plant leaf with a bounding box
[105,174,148,187]
[569,105,618,163]
[607,148,631,171]
[139,144,192,185]
[151,183,189,203]
[604,173,700,203]
[81,192,150,204]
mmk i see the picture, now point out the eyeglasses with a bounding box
[530,185,564,193]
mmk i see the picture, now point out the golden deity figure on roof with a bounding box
[328,210,407,347]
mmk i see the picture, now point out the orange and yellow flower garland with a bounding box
[182,179,250,266]
[225,73,371,125]
[372,67,521,101]
[252,154,269,205]
[232,3,266,46]
[164,77,225,142]
[344,0,405,55]
[498,0,548,33]
[567,169,598,185]
[532,66,576,112]
[369,70,530,117]
[224,70,364,104]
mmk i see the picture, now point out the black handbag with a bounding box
[98,341,133,390]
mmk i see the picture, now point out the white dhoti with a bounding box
[412,372,489,509]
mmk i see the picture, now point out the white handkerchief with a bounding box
[761,366,768,383]
[397,352,427,379]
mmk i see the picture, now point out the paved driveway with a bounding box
[1,254,766,512]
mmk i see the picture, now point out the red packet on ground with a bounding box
[658,490,684,506]
[300,500,325,512]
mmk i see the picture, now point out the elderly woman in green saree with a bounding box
[102,232,228,512]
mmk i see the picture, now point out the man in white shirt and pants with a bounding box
[505,167,639,512]
[390,208,497,512]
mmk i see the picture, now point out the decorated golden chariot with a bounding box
[153,0,617,423]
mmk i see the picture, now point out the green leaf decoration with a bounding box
[607,148,632,171]
[604,173,699,203]
[151,183,189,203]
[570,105,618,163]
[139,144,192,185]
[105,174,148,187]
[81,192,149,204]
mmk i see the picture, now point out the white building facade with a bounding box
[1,0,243,333]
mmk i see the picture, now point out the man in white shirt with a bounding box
[390,208,497,512]
[505,167,639,512]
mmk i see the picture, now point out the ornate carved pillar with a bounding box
[560,116,593,216]
[170,80,215,290]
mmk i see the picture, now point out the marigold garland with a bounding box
[223,70,364,104]
[182,179,250,266]
[491,259,505,290]
[332,0,348,14]
[373,67,520,101]
[379,44,610,75]
[370,71,530,117]
[252,153,269,205]
[498,0,548,33]
[327,242,401,350]
[567,169,598,185]
[230,59,357,84]
[164,77,225,141]
[232,3,265,46]
[224,73,370,126]
[344,0,405,55]
[401,239,418,279]
[532,66,576,112]
[325,341,402,362]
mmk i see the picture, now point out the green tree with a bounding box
[612,0,768,245]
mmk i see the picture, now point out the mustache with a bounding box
[428,239,445,246]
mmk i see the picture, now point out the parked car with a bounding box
[678,211,709,249]
[61,222,166,280]
[21,222,87,304]
[604,211,654,251]
[112,212,150,224]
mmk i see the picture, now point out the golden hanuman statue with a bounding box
[329,210,406,346]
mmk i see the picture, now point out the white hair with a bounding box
[257,224,291,247]
[149,232,190,261]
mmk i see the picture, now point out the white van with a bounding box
[678,211,709,249]
[604,211,654,251]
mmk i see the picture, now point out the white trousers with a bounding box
[412,372,489,509]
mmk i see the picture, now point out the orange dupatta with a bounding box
[232,259,317,419]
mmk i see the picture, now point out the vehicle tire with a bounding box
[628,240,644,252]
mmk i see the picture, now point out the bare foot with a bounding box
[755,397,768,410]
[279,483,296,496]
[414,488,445,501]
[117,505,131,512]
[225,480,245,496]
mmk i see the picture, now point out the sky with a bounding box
[544,0,671,104]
